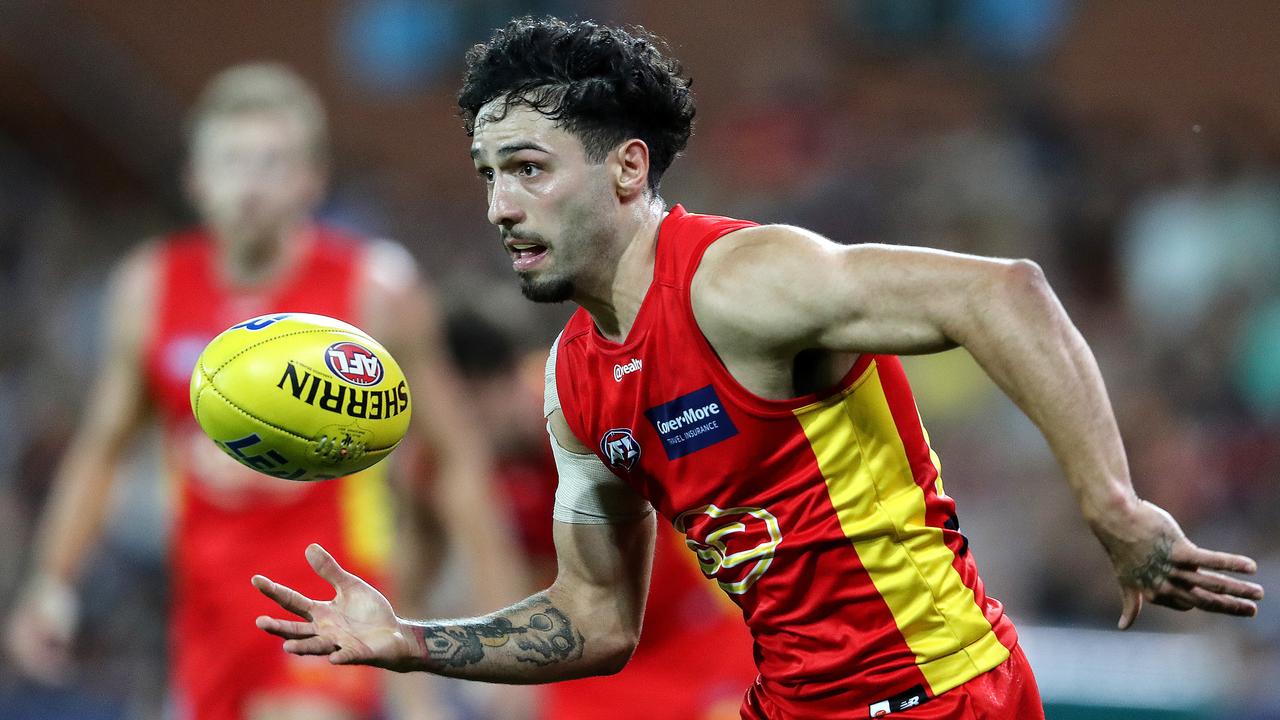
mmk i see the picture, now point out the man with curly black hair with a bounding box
[255,16,1264,719]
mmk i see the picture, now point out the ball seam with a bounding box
[201,328,373,380]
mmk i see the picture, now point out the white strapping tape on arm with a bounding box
[543,336,652,525]
[548,424,652,524]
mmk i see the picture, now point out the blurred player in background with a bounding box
[446,309,756,720]
[6,63,523,720]
[252,17,1264,720]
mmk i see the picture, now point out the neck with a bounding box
[578,197,666,343]
[215,221,311,288]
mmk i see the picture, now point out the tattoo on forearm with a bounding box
[415,599,584,669]
[417,625,487,667]
[512,608,581,665]
[1127,534,1174,589]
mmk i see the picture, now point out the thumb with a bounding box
[306,544,356,591]
[1118,586,1142,630]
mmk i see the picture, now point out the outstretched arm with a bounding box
[694,225,1264,629]
[7,245,155,682]
[255,407,655,682]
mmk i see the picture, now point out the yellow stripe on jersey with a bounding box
[793,360,1008,696]
[920,421,946,498]
[339,463,394,571]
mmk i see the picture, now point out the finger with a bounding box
[1166,576,1259,617]
[1183,586,1259,617]
[330,644,368,665]
[1170,568,1265,601]
[283,636,340,656]
[1149,583,1197,612]
[306,544,358,592]
[256,616,316,640]
[1118,585,1142,630]
[1173,545,1258,574]
[251,575,316,620]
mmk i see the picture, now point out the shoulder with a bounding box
[353,238,438,344]
[697,223,837,274]
[360,238,422,297]
[360,237,419,279]
[104,240,164,353]
[691,224,839,350]
[112,240,163,305]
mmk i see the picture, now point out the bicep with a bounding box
[550,513,655,624]
[544,403,654,625]
[811,242,1009,355]
[77,247,155,447]
[698,226,1022,356]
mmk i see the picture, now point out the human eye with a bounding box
[517,162,541,178]
[476,167,495,183]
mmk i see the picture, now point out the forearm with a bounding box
[957,262,1137,524]
[400,589,626,683]
[32,440,122,584]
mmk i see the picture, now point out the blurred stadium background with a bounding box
[1,0,1278,718]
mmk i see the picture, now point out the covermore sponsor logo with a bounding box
[643,385,739,460]
[613,358,643,382]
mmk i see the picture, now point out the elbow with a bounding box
[585,611,641,677]
[955,259,1056,345]
[1003,258,1047,292]
[595,631,640,676]
[995,258,1055,310]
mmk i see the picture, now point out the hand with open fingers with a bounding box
[252,544,423,672]
[1095,500,1264,630]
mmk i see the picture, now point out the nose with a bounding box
[487,176,525,228]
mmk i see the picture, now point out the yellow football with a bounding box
[189,313,411,481]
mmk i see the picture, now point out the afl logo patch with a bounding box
[599,428,641,471]
[324,342,384,386]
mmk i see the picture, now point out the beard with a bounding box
[519,273,575,303]
[506,185,615,304]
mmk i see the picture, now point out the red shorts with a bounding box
[740,644,1043,720]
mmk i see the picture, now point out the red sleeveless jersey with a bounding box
[554,206,1018,718]
[143,226,391,719]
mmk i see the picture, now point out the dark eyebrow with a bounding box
[471,142,551,160]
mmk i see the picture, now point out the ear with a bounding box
[612,139,651,200]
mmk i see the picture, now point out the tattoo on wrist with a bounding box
[416,625,486,667]
[415,600,584,668]
[1128,534,1174,589]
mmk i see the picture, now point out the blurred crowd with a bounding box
[1,1,1278,718]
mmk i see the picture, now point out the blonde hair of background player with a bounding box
[187,62,330,168]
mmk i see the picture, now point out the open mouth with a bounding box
[509,242,549,271]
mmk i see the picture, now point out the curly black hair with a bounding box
[458,16,695,192]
